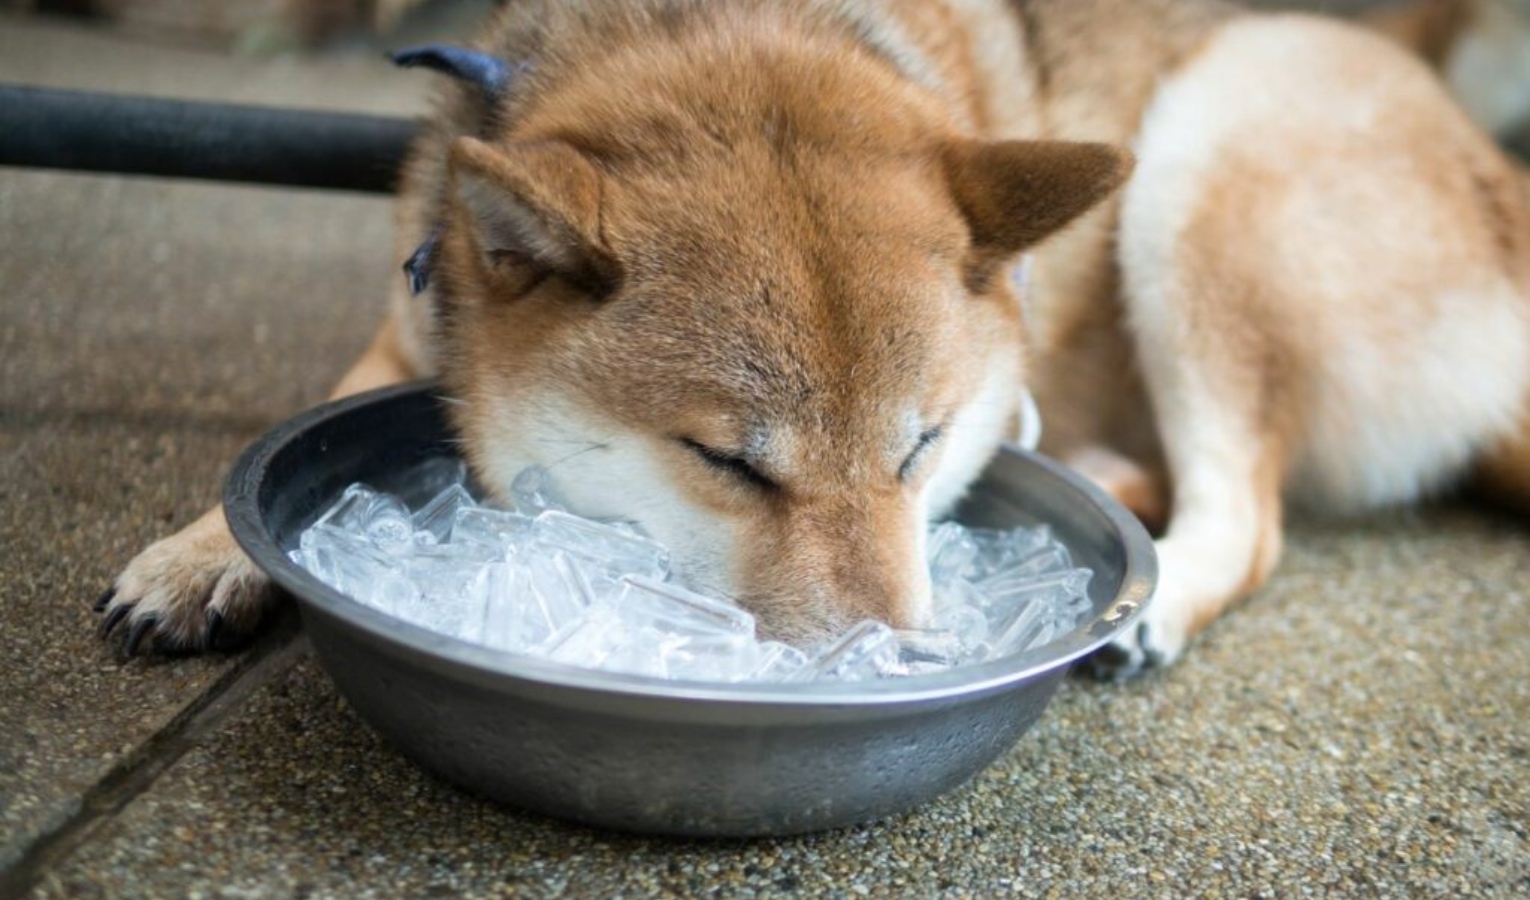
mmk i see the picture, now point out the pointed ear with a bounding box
[448,136,618,293]
[943,140,1133,263]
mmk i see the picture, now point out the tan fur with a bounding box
[106,0,1530,672]
[423,1,1128,639]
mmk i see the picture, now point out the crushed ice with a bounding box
[290,458,1093,683]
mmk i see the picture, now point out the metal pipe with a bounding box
[0,85,419,193]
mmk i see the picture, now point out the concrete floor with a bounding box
[1,12,1527,900]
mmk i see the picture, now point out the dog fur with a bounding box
[102,0,1530,680]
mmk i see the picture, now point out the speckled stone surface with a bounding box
[24,510,1530,899]
[3,8,1529,899]
[0,18,418,869]
[0,165,401,866]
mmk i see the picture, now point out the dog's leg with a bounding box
[1085,358,1288,681]
[100,314,419,654]
[1063,446,1169,536]
[1083,189,1292,683]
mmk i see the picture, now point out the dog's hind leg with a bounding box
[99,313,421,655]
[1062,446,1170,536]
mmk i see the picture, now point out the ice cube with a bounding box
[543,606,645,672]
[532,510,670,587]
[476,562,524,651]
[510,465,568,516]
[391,455,470,509]
[518,550,599,643]
[298,524,418,614]
[746,641,810,681]
[1004,544,1075,578]
[411,484,477,545]
[390,590,484,641]
[966,525,1055,580]
[926,521,979,585]
[980,568,1092,606]
[451,506,533,555]
[610,576,755,636]
[477,560,590,653]
[931,600,991,651]
[312,483,376,531]
[537,576,756,681]
[541,604,758,682]
[312,484,413,549]
[393,540,498,639]
[542,606,696,679]
[987,597,1054,657]
[933,575,987,613]
[795,620,901,682]
[657,631,760,682]
[894,628,969,667]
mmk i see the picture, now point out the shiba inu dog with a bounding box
[101,0,1530,680]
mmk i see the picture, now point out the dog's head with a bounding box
[433,47,1128,642]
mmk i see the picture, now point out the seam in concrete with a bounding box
[0,613,308,900]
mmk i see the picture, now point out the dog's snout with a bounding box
[830,543,932,631]
[744,492,931,639]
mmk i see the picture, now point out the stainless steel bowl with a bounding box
[225,382,1155,836]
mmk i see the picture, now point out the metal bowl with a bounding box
[225,382,1155,837]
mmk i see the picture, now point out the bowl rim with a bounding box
[226,381,1155,707]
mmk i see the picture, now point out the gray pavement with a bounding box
[1,11,1527,900]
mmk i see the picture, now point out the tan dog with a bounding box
[102,0,1530,681]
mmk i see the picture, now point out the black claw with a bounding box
[94,587,116,612]
[1083,642,1134,679]
[206,610,225,649]
[124,615,158,656]
[99,604,131,638]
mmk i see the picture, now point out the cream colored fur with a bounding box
[1104,14,1530,672]
[104,0,1530,680]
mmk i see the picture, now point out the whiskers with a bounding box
[539,437,614,472]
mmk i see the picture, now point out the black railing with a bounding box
[0,85,419,193]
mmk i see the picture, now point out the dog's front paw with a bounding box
[1082,607,1186,682]
[98,508,277,656]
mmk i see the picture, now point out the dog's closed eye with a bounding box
[679,438,778,492]
[899,426,944,482]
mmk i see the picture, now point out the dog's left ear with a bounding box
[448,136,619,295]
[943,140,1133,273]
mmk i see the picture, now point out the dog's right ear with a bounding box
[447,136,618,294]
[943,139,1133,288]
